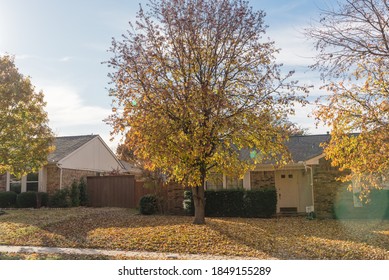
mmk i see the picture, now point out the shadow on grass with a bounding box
[206,217,389,259]
[1,209,389,259]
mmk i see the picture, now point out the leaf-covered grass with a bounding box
[0,252,132,260]
[0,208,388,259]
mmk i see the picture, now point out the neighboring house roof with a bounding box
[48,135,98,163]
[119,160,143,175]
[286,134,330,162]
[47,135,124,172]
[240,134,331,163]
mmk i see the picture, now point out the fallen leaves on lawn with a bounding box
[0,208,388,259]
[0,252,140,260]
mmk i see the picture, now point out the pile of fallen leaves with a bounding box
[0,208,388,259]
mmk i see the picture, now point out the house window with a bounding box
[281,174,286,179]
[26,173,39,192]
[8,172,40,193]
[10,175,21,194]
[288,174,293,179]
[226,176,243,189]
[206,173,223,190]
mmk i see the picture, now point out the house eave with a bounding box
[305,154,325,165]
[254,162,306,171]
[253,154,326,171]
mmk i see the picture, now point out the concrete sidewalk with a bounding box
[0,245,257,260]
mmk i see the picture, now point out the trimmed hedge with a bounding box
[183,188,277,218]
[139,194,158,215]
[17,192,38,208]
[0,191,48,208]
[205,190,245,217]
[244,189,277,218]
[0,191,17,208]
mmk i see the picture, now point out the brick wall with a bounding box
[62,169,96,189]
[46,165,60,194]
[313,157,351,218]
[46,165,96,194]
[250,171,275,190]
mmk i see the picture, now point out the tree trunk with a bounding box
[193,185,205,224]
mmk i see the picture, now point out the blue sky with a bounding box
[0,0,331,150]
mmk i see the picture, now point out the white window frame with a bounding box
[6,171,42,193]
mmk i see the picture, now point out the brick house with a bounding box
[0,135,125,194]
[206,134,387,218]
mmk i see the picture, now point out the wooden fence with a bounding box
[87,175,154,208]
[86,175,188,213]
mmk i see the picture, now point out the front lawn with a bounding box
[0,208,388,259]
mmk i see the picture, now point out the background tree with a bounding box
[107,0,306,224]
[0,55,54,177]
[305,0,389,200]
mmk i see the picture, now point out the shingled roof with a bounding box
[240,134,331,163]
[47,135,99,163]
[286,134,330,162]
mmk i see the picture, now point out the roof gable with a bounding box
[48,135,99,163]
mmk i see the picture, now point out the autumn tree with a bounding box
[0,55,54,177]
[107,0,306,224]
[305,0,389,200]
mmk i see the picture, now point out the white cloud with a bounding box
[288,102,330,134]
[59,56,72,62]
[269,25,316,67]
[43,85,111,132]
[14,54,36,60]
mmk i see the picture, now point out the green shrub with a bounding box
[183,188,277,218]
[244,189,277,218]
[0,191,17,208]
[49,188,71,208]
[205,190,245,217]
[16,192,38,208]
[139,194,158,215]
[36,192,49,208]
[79,177,88,206]
[183,190,194,215]
[10,185,21,194]
[70,180,80,207]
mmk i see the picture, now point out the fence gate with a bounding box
[87,175,150,208]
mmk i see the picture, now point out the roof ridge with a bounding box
[55,134,98,139]
[289,134,330,138]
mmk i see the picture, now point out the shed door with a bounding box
[276,171,299,213]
